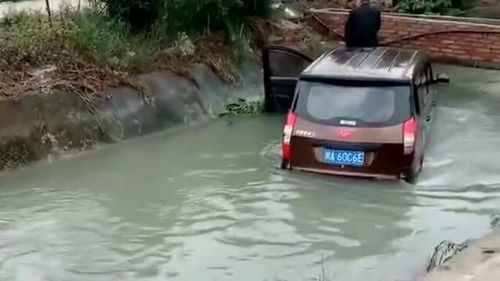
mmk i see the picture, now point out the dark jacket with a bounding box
[344,3,381,47]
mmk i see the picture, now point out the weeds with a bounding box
[219,98,264,117]
[0,10,137,99]
[91,0,271,34]
[0,11,70,67]
[70,9,157,72]
[0,1,264,99]
[0,0,263,74]
[229,23,256,64]
[0,0,274,101]
[395,0,470,15]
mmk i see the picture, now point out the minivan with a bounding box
[262,46,450,183]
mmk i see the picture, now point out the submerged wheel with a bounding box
[404,170,418,184]
[280,159,290,170]
[404,155,424,184]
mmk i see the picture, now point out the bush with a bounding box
[0,9,156,73]
[71,9,156,71]
[453,0,476,10]
[395,0,472,15]
[395,0,453,14]
[72,11,128,63]
[0,12,70,67]
[91,0,271,36]
[89,0,162,31]
[1,0,268,91]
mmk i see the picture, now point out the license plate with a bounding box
[324,149,365,167]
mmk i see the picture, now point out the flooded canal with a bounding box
[0,65,499,281]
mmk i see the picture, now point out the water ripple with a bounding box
[0,70,500,281]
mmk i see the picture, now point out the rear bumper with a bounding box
[293,166,400,180]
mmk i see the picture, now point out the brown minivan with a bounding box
[263,46,450,183]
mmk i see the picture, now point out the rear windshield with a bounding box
[295,81,412,127]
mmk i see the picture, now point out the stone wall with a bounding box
[308,9,500,68]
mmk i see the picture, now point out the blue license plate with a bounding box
[324,149,365,167]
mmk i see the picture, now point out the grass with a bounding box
[0,6,259,99]
[0,0,334,100]
[0,9,149,72]
[219,98,264,117]
[0,7,259,71]
[70,9,157,73]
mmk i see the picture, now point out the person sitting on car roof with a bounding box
[344,0,382,48]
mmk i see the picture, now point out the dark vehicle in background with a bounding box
[263,46,450,183]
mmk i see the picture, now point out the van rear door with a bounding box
[290,80,413,177]
[262,46,313,112]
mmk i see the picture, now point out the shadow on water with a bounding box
[0,65,499,281]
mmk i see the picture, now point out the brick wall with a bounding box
[307,9,500,68]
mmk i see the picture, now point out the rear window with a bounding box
[295,81,412,127]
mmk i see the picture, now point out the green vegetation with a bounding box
[89,0,270,67]
[0,9,151,72]
[91,0,271,34]
[219,98,264,117]
[394,0,474,15]
[70,10,156,72]
[0,10,131,98]
[0,0,267,71]
[0,0,271,98]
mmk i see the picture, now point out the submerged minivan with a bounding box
[262,46,450,183]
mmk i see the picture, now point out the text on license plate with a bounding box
[324,149,365,166]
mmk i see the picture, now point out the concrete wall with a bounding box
[0,63,262,170]
[308,9,500,68]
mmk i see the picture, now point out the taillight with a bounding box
[403,117,417,155]
[282,111,297,161]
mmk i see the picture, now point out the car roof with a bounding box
[301,47,427,83]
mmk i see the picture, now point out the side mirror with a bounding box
[435,73,450,84]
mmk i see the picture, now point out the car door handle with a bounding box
[426,116,432,122]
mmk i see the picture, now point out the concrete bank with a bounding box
[422,230,500,281]
[0,63,262,170]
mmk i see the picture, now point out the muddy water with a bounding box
[0,65,499,281]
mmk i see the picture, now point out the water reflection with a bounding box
[286,174,414,260]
